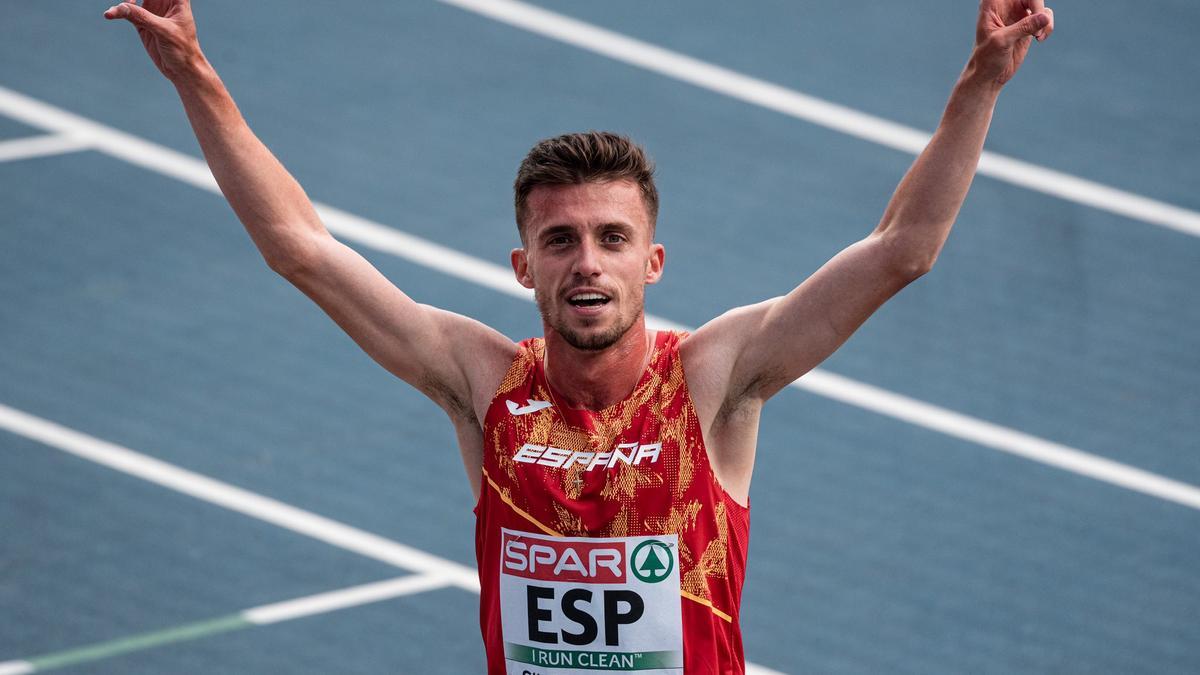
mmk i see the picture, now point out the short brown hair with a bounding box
[513,131,658,241]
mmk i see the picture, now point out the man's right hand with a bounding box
[104,0,204,83]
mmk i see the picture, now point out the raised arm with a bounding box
[684,0,1054,497]
[104,0,514,421]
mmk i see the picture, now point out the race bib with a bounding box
[499,528,684,674]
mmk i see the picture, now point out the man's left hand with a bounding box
[971,0,1055,86]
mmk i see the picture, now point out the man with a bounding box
[105,1,1054,672]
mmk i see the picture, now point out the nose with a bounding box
[571,239,602,278]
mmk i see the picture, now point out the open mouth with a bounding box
[567,291,611,308]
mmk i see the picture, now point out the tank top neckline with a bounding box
[532,330,677,426]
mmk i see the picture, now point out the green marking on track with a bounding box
[27,615,249,671]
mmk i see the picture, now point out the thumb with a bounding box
[1003,11,1050,43]
[103,2,167,30]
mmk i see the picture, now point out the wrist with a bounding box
[955,58,1005,100]
[168,50,217,89]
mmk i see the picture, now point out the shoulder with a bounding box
[421,306,519,421]
[679,300,775,380]
[679,301,776,425]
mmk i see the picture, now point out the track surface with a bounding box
[2,2,1198,673]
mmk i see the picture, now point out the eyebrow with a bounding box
[601,221,636,234]
[538,222,635,240]
[538,224,576,240]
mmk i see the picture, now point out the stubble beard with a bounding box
[536,286,643,352]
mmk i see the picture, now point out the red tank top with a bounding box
[474,330,751,674]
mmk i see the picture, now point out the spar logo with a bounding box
[501,533,676,584]
[503,532,625,583]
[630,540,674,583]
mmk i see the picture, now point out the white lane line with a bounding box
[314,203,532,302]
[242,574,452,625]
[0,405,784,675]
[0,403,480,593]
[0,86,527,300]
[438,0,1200,239]
[0,85,1195,513]
[746,663,786,675]
[0,134,91,163]
[796,370,1200,511]
[976,153,1200,235]
[629,327,1199,511]
[0,87,220,192]
[2,576,450,672]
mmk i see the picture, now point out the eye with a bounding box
[546,234,572,247]
[602,232,627,245]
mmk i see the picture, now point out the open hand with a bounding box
[971,0,1055,86]
[104,0,203,82]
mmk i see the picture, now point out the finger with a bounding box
[1037,7,1055,41]
[103,0,139,16]
[1024,0,1046,15]
[103,2,167,29]
[1004,10,1050,43]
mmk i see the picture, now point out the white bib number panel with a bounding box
[499,528,683,674]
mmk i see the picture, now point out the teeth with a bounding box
[570,293,607,301]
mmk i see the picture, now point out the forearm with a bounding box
[874,65,1003,274]
[173,60,324,271]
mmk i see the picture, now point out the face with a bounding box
[512,180,664,351]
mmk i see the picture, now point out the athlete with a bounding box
[106,1,1054,672]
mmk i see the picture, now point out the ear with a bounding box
[511,247,535,289]
[644,243,665,285]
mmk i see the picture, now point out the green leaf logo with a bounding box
[630,540,674,583]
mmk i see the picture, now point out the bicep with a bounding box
[284,233,509,408]
[725,234,920,400]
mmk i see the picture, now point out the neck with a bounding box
[543,319,653,411]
